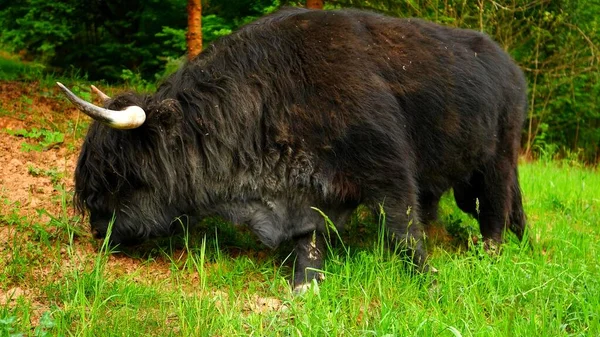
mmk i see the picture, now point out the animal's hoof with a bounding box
[483,240,502,256]
[293,278,321,296]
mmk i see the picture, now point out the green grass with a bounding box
[0,50,156,93]
[0,53,598,335]
[5,128,65,152]
[0,54,45,81]
[1,160,598,336]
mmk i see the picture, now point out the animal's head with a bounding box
[58,83,194,245]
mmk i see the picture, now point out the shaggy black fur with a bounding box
[74,7,528,288]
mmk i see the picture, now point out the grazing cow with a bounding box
[58,7,527,292]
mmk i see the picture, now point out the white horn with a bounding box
[91,85,111,104]
[57,82,146,129]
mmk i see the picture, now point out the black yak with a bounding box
[58,7,527,292]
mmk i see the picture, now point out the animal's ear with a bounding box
[151,99,183,130]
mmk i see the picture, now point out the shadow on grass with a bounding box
[90,193,523,283]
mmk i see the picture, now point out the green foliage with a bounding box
[33,312,56,337]
[154,14,235,64]
[205,0,280,21]
[155,26,187,52]
[0,0,76,62]
[153,1,280,79]
[119,69,155,92]
[0,0,188,81]
[27,165,65,187]
[0,0,279,82]
[0,55,45,81]
[203,14,234,42]
[5,128,65,152]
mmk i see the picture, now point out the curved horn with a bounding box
[91,85,111,104]
[57,82,146,129]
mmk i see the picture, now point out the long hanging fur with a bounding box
[74,7,527,280]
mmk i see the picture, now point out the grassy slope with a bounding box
[2,151,599,337]
[0,56,598,336]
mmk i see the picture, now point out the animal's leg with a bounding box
[453,172,483,218]
[508,168,527,241]
[292,230,326,293]
[419,190,443,225]
[378,197,429,272]
[454,158,517,244]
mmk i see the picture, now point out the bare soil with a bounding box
[0,118,77,218]
[0,80,185,320]
[0,81,80,219]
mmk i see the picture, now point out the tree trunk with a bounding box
[187,0,202,60]
[306,0,324,9]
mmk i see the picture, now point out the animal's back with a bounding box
[200,8,527,201]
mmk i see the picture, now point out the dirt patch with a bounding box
[0,80,207,330]
[245,294,286,314]
[0,80,88,222]
[0,286,50,327]
[0,81,83,129]
[0,118,77,219]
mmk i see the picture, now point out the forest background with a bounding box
[1,0,599,164]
